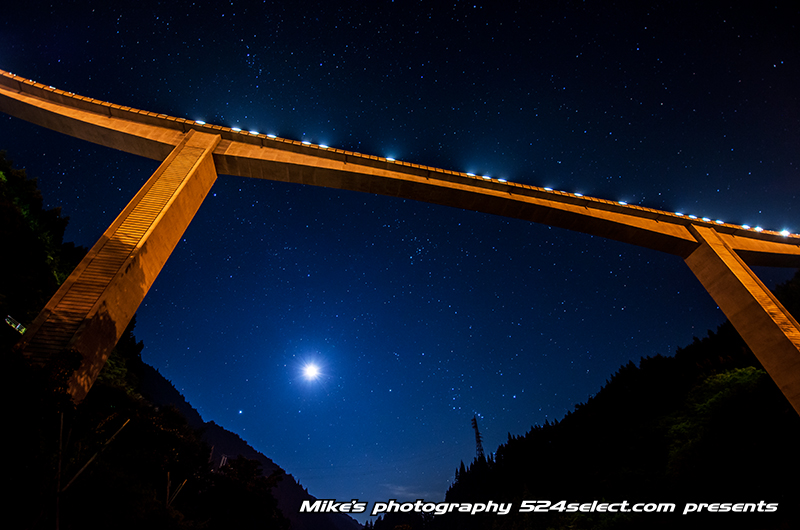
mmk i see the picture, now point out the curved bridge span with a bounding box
[1,69,799,414]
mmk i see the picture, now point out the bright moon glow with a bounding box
[303,363,320,380]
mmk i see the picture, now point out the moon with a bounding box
[303,363,321,380]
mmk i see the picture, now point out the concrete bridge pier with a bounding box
[15,130,221,402]
[685,225,800,416]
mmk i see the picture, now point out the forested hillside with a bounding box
[1,152,332,529]
[365,255,800,530]
[434,272,800,529]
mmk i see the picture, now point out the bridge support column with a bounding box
[17,130,221,402]
[685,224,800,415]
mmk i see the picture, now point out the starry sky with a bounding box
[1,1,798,524]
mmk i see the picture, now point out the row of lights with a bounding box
[465,177,794,238]
[466,172,508,183]
[475,174,795,237]
[17,74,794,240]
[220,122,333,148]
[23,74,796,241]
[192,118,796,239]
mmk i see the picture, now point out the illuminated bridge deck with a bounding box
[1,69,797,268]
[1,68,799,413]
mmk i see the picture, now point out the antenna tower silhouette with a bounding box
[471,416,485,460]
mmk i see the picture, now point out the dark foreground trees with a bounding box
[437,270,800,530]
[2,152,288,529]
[8,328,289,529]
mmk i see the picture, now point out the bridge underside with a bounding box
[16,130,220,400]
[2,70,800,413]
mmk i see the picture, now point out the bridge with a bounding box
[1,69,799,414]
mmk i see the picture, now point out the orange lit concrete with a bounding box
[1,69,799,412]
[686,226,800,414]
[3,70,798,265]
[14,130,220,401]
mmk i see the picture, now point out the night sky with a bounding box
[1,1,798,524]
